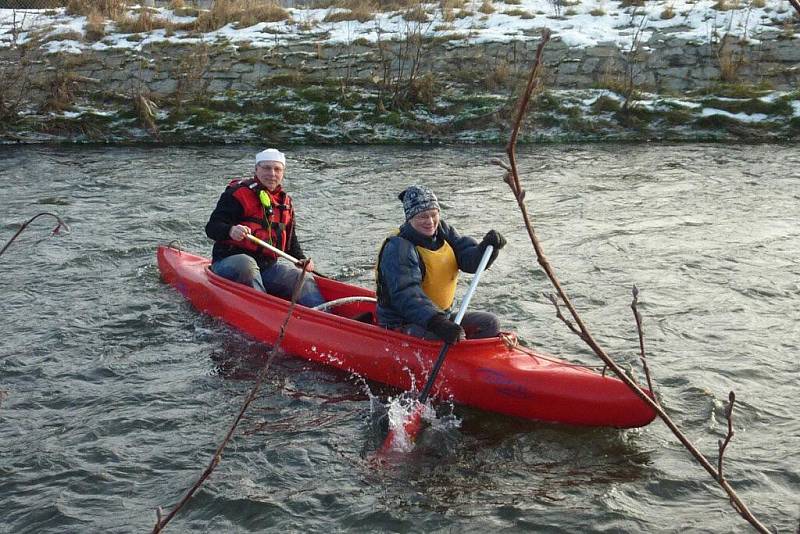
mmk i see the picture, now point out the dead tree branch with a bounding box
[544,292,582,338]
[0,212,70,258]
[630,285,655,396]
[151,261,313,533]
[718,391,736,482]
[498,29,770,533]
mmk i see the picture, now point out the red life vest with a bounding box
[219,178,294,261]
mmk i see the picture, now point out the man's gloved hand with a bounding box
[481,230,506,250]
[427,314,466,344]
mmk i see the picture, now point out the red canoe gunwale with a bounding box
[157,245,657,428]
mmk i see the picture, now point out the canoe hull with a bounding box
[157,245,656,428]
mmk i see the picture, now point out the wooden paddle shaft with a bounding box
[245,233,302,265]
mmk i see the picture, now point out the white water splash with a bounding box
[383,397,433,453]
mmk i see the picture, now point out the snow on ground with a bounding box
[0,0,796,53]
[0,2,797,143]
[700,107,769,121]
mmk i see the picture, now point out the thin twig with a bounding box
[631,285,656,396]
[0,212,70,257]
[718,391,736,482]
[544,292,582,338]
[151,261,313,533]
[500,31,770,534]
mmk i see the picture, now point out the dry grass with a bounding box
[485,60,511,90]
[41,71,80,113]
[134,92,160,137]
[322,9,368,22]
[441,0,468,8]
[590,7,606,15]
[407,72,439,107]
[116,8,172,33]
[660,5,675,18]
[402,4,431,21]
[478,0,495,14]
[716,37,747,81]
[503,8,534,17]
[320,0,376,21]
[40,30,84,43]
[85,10,107,41]
[173,5,202,17]
[712,0,741,10]
[440,0,463,21]
[66,0,128,19]
[195,0,290,32]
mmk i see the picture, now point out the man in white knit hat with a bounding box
[205,148,324,307]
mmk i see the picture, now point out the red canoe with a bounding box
[157,245,656,428]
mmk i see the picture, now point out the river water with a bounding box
[0,143,797,533]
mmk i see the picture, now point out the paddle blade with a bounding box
[377,402,426,455]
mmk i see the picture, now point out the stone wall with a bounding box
[1,29,798,108]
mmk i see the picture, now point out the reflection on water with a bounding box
[0,143,798,533]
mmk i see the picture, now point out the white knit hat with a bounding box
[255,148,286,167]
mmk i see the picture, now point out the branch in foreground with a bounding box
[544,292,582,338]
[0,212,70,257]
[151,260,313,533]
[499,31,771,534]
[630,285,656,397]
[717,391,736,483]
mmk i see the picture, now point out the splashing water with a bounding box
[378,395,463,454]
[384,396,431,453]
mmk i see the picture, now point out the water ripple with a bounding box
[0,143,797,533]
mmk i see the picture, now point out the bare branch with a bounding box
[490,157,511,172]
[717,391,736,482]
[151,262,313,533]
[503,31,770,534]
[0,212,70,257]
[630,285,656,397]
[544,292,582,338]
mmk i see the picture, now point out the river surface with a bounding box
[1,143,798,533]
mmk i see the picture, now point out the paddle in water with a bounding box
[378,245,495,454]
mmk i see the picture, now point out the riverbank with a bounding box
[1,1,798,144]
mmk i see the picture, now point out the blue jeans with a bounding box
[398,311,501,340]
[211,254,325,308]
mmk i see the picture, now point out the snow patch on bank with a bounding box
[1,0,797,53]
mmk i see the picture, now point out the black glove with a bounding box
[427,314,465,344]
[481,230,506,250]
[479,230,505,268]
